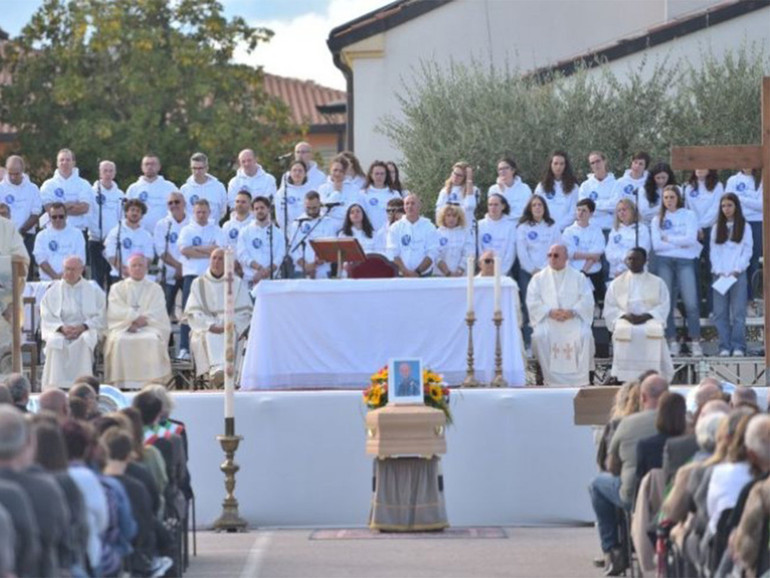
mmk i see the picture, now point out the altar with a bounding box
[241,277,526,389]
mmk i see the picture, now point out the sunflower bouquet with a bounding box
[363,365,453,424]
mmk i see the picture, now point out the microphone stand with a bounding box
[286,217,307,280]
[162,219,172,288]
[116,199,125,281]
[268,220,274,280]
[97,180,105,287]
[293,210,335,279]
[634,185,639,248]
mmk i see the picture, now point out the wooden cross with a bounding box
[671,76,770,385]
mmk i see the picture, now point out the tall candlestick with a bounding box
[224,249,236,419]
[466,256,474,313]
[493,256,501,312]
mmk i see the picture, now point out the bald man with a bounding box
[40,256,106,390]
[183,249,252,384]
[289,141,326,189]
[386,194,439,277]
[104,254,171,388]
[0,155,42,250]
[526,244,595,386]
[227,148,277,209]
[38,390,69,419]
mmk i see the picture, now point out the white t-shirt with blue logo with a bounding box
[562,221,606,274]
[515,220,562,274]
[386,216,440,273]
[0,174,42,234]
[605,223,651,278]
[534,181,578,232]
[40,168,92,230]
[436,185,478,230]
[288,214,336,277]
[87,181,124,242]
[125,175,178,233]
[221,214,255,248]
[103,221,156,278]
[177,221,227,277]
[153,213,190,285]
[725,172,763,222]
[650,208,701,260]
[33,224,87,280]
[435,226,474,276]
[275,181,313,232]
[227,166,277,209]
[684,180,724,229]
[180,174,228,224]
[318,180,365,233]
[578,172,617,230]
[477,216,517,274]
[361,186,399,231]
[609,170,648,214]
[488,177,532,223]
[236,222,286,282]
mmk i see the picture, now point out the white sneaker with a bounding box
[732,350,745,357]
[690,342,703,357]
[524,346,532,358]
[668,340,680,356]
[150,556,173,578]
[719,349,731,357]
[177,348,190,361]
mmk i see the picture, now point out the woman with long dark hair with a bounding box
[361,161,399,230]
[725,169,763,304]
[339,203,378,254]
[534,150,579,232]
[710,193,752,357]
[386,161,409,198]
[488,155,532,222]
[275,159,313,232]
[640,162,676,225]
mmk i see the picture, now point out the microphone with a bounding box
[274,152,293,162]
[323,202,342,208]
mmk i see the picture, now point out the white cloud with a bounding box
[235,0,388,91]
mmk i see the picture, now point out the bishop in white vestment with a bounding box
[0,214,29,360]
[184,249,252,383]
[105,254,172,389]
[40,257,106,389]
[603,247,674,381]
[526,244,595,386]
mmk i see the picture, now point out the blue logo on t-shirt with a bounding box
[589,191,598,200]
[228,228,238,239]
[624,184,634,195]
[369,197,378,206]
[139,191,149,202]
[169,232,178,243]
[48,240,59,251]
[448,193,458,202]
[54,187,65,198]
[439,237,448,246]
[96,193,106,205]
[482,233,492,244]
[4,194,14,204]
[401,234,411,246]
[192,236,202,246]
[302,224,311,233]
[613,234,622,244]
[527,231,538,240]
[288,196,297,205]
[737,182,747,192]
[190,194,199,205]
[545,191,555,200]
[689,189,699,198]
[573,235,580,246]
[122,238,133,249]
[663,219,673,230]
[252,238,263,249]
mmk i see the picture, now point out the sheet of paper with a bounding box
[712,275,737,296]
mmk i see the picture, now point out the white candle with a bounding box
[224,249,235,419]
[466,256,474,314]
[494,256,501,312]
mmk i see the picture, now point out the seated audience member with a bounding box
[69,382,99,419]
[40,256,106,390]
[61,419,109,576]
[0,503,15,578]
[288,191,335,279]
[386,194,439,277]
[596,381,642,472]
[73,374,101,396]
[563,198,606,305]
[184,249,252,385]
[603,247,674,382]
[636,392,687,483]
[435,204,474,277]
[729,415,770,575]
[526,244,594,386]
[0,406,70,578]
[38,390,70,420]
[477,250,495,277]
[0,385,10,405]
[731,385,759,409]
[105,254,172,389]
[32,417,89,576]
[33,203,86,280]
[4,373,30,413]
[588,374,669,575]
[120,406,167,511]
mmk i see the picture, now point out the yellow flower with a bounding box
[429,384,443,403]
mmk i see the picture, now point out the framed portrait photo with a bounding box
[388,358,424,405]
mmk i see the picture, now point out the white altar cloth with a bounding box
[241,277,525,389]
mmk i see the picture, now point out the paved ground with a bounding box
[186,526,606,577]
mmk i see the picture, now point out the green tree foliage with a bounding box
[381,45,770,213]
[0,0,299,184]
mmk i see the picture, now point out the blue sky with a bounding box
[0,0,389,89]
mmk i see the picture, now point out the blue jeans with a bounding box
[696,227,712,315]
[588,473,629,553]
[517,269,533,347]
[747,221,763,300]
[655,256,701,341]
[178,275,195,351]
[713,271,748,353]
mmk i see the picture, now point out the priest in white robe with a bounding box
[184,248,252,384]
[0,213,29,363]
[526,244,595,386]
[105,253,172,389]
[603,247,674,382]
[40,256,106,389]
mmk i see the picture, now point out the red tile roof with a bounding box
[262,73,346,127]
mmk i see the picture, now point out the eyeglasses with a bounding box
[497,166,511,172]
[452,172,465,178]
[50,214,65,220]
[386,208,402,213]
